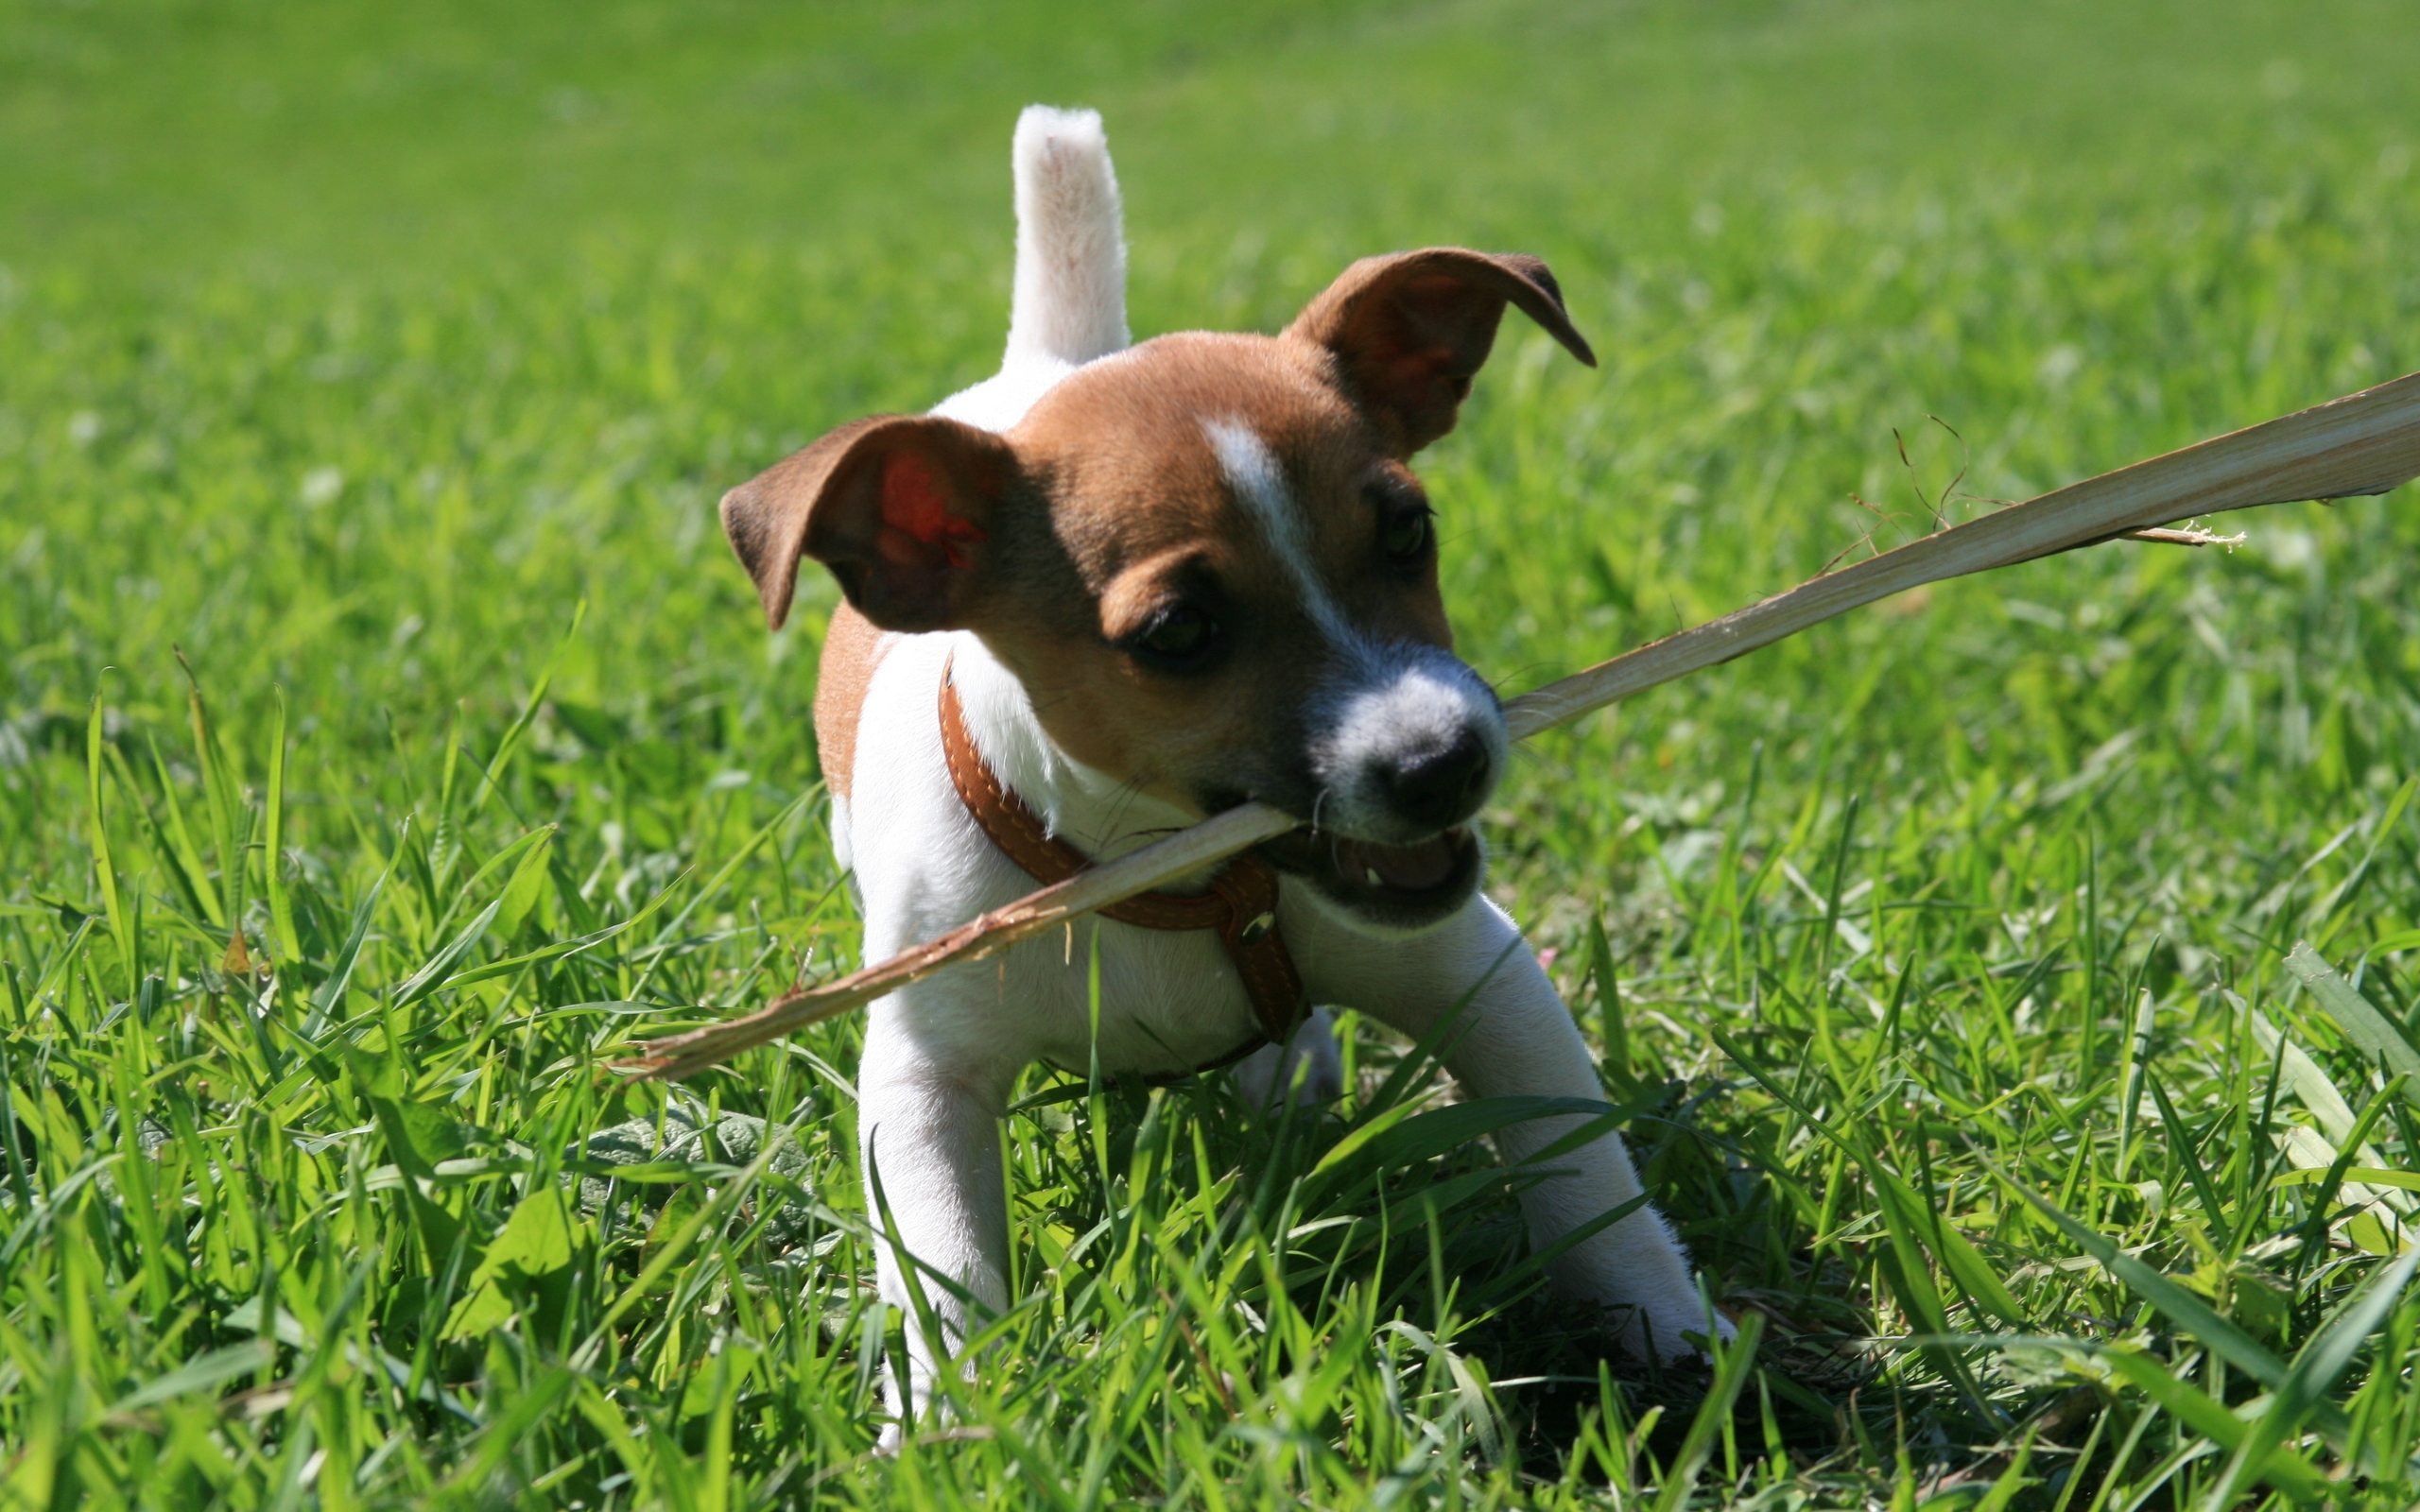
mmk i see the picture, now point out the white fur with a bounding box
[1005,107,1128,368]
[837,108,1723,1445]
[1233,1004,1347,1109]
[1206,418,1352,644]
[931,106,1129,433]
[845,635,1715,1430]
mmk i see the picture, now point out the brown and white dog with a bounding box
[721,107,1725,1430]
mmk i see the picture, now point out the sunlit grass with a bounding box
[6,0,2420,1505]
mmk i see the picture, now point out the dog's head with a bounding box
[723,249,1593,931]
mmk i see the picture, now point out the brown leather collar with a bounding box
[938,658,1307,1066]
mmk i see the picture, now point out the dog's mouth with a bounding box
[1257,825,1483,930]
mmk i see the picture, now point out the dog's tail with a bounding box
[1004,106,1129,369]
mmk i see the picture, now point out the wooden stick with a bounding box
[1503,371,2420,740]
[631,370,2420,1079]
[632,801,1300,1077]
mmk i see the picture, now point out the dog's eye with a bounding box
[1130,605,1219,670]
[1382,507,1433,563]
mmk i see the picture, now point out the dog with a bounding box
[719,106,1727,1431]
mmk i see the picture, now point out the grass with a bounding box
[5,0,2420,1503]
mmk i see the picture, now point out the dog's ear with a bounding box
[720,414,1019,632]
[1285,249,1596,455]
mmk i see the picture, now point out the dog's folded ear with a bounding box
[1286,249,1596,456]
[720,415,1020,632]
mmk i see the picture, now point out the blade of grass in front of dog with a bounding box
[1469,1192,1650,1314]
[1584,911,1632,1091]
[1086,922,1112,1202]
[1650,1311,1763,1512]
[862,1139,958,1434]
[1304,1093,1647,1203]
[1350,935,1524,1125]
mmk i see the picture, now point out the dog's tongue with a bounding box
[1342,834,1458,893]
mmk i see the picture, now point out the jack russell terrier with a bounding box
[720,106,1727,1428]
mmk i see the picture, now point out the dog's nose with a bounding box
[1380,730,1493,830]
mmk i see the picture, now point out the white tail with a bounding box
[1004,106,1129,368]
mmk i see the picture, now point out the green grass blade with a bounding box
[2147,1067,2231,1234]
[145,731,222,927]
[467,598,587,818]
[1651,1311,1764,1512]
[1995,1162,2290,1388]
[102,1339,278,1419]
[2274,1166,2420,1192]
[1973,1424,2039,1512]
[264,686,301,966]
[1586,911,1632,1090]
[2309,777,2417,952]
[1470,1192,1651,1314]
[389,897,505,1010]
[2097,1349,2328,1500]
[178,655,251,954]
[2284,941,2420,1110]
[2200,1247,2420,1507]
[309,863,392,1020]
[1311,1094,1640,1182]
[84,692,134,990]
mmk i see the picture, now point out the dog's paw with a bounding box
[1611,1294,1737,1365]
[1234,1005,1345,1111]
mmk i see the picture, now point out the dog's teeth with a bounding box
[1364,867,1383,886]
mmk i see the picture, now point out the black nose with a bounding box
[1380,731,1493,830]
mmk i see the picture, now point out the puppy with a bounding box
[720,106,1726,1430]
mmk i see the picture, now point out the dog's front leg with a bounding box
[856,1003,1016,1442]
[1234,1004,1345,1111]
[1315,898,1726,1358]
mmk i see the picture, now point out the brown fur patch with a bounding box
[812,603,888,801]
[1285,249,1595,455]
[957,332,1457,819]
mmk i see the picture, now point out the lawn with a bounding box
[5,0,2420,1505]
